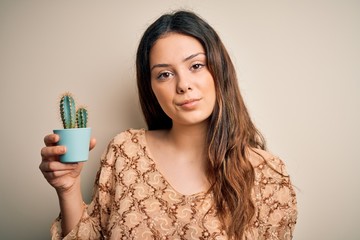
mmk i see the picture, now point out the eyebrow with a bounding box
[150,52,206,72]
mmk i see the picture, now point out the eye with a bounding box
[191,63,205,71]
[157,71,173,80]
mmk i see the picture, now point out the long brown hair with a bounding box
[136,10,266,239]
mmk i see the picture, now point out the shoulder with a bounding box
[112,128,146,144]
[247,148,290,178]
[247,148,296,202]
[247,148,298,238]
[100,129,145,165]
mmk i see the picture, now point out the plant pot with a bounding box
[53,128,91,163]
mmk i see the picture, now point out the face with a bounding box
[149,33,216,127]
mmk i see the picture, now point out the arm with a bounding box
[56,178,84,236]
[252,156,298,239]
[263,177,297,239]
[39,134,96,236]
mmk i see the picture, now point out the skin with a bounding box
[39,33,216,235]
[150,33,216,127]
[39,134,96,235]
[146,33,216,195]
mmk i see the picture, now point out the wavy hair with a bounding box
[136,10,266,239]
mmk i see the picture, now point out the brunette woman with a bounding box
[40,10,297,240]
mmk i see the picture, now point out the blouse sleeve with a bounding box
[251,155,298,240]
[50,138,117,240]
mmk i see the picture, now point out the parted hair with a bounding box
[136,10,266,239]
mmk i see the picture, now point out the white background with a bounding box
[0,1,359,239]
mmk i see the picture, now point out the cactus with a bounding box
[59,93,88,129]
[60,93,76,129]
[76,107,88,128]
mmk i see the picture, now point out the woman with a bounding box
[40,11,297,239]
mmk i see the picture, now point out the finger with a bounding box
[39,160,78,173]
[89,138,96,151]
[44,134,60,146]
[42,169,75,179]
[40,146,66,160]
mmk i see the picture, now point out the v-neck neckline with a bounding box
[138,128,208,198]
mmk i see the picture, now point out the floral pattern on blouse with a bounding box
[51,129,297,239]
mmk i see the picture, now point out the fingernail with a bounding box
[60,146,66,153]
[54,134,59,142]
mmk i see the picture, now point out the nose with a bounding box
[176,73,192,94]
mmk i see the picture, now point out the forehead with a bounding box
[150,33,205,64]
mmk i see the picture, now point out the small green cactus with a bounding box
[59,93,88,129]
[76,107,88,128]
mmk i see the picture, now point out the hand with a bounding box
[39,133,96,194]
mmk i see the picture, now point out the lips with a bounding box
[176,98,201,106]
[175,98,202,110]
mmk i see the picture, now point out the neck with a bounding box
[168,122,208,150]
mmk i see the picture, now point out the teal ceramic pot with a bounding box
[53,128,91,163]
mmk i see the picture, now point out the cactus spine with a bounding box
[59,93,88,129]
